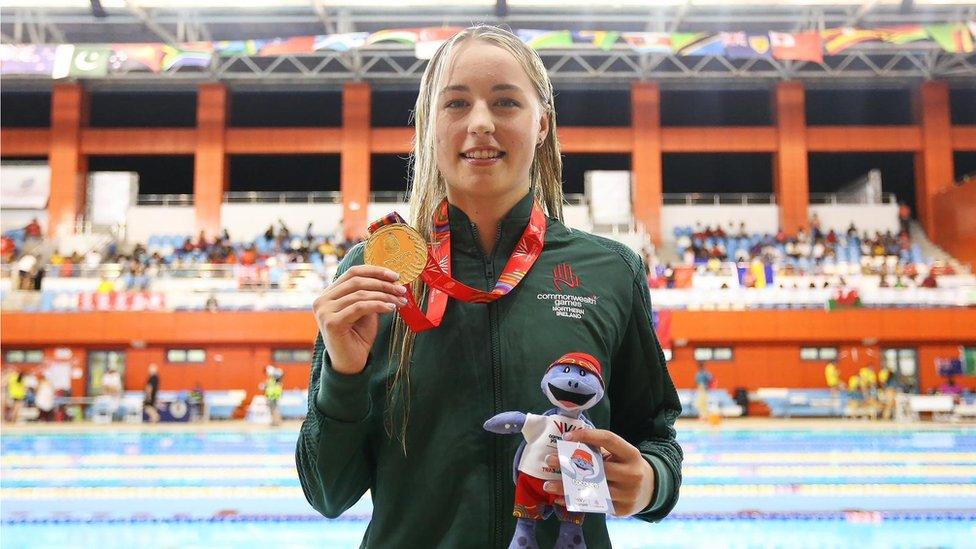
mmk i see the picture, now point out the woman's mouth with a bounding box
[460,149,505,166]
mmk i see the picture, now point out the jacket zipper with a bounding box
[471,221,506,548]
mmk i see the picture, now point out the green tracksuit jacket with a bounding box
[297,191,683,548]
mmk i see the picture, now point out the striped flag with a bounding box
[313,33,368,52]
[876,25,929,44]
[517,29,573,49]
[821,28,885,55]
[109,44,164,72]
[367,28,420,46]
[257,36,316,56]
[572,30,621,51]
[671,32,725,56]
[213,40,263,57]
[926,23,974,53]
[722,32,773,59]
[161,43,213,71]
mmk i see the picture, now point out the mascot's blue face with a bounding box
[541,363,605,413]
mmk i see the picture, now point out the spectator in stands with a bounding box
[824,361,840,397]
[143,364,160,423]
[35,374,55,422]
[921,271,938,288]
[878,366,897,420]
[264,224,275,241]
[205,294,220,312]
[845,374,863,416]
[24,218,42,241]
[898,202,912,235]
[859,365,879,418]
[938,376,964,401]
[101,366,123,420]
[16,252,37,291]
[188,384,206,422]
[262,366,283,427]
[1,235,16,263]
[809,213,822,240]
[5,371,26,422]
[694,362,714,421]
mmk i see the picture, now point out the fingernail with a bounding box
[386,303,397,310]
[395,285,408,294]
[387,270,400,280]
[545,455,558,466]
[398,297,408,305]
[543,482,554,492]
[563,432,576,441]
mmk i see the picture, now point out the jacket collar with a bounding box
[447,190,535,257]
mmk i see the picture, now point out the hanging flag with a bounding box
[213,40,264,57]
[415,27,463,60]
[926,23,975,53]
[821,28,885,55]
[876,25,929,44]
[769,31,823,63]
[722,32,773,59]
[572,30,621,51]
[52,45,111,79]
[257,36,316,56]
[108,43,164,73]
[517,29,573,49]
[671,32,725,56]
[962,346,976,376]
[367,28,421,46]
[161,43,213,71]
[0,45,58,75]
[313,32,369,52]
[621,32,671,53]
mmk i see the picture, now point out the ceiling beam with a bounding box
[123,0,178,46]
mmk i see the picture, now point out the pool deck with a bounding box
[2,416,974,435]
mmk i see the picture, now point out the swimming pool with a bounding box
[2,424,974,547]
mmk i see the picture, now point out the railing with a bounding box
[135,191,591,206]
[809,192,898,205]
[663,193,776,205]
[224,191,342,204]
[136,194,194,206]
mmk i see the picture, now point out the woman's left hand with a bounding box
[542,429,655,517]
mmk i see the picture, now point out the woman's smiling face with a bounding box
[434,40,549,206]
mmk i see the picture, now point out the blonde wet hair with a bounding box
[385,25,565,451]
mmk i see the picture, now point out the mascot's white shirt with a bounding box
[518,413,590,480]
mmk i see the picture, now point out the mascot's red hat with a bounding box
[548,352,603,387]
[571,448,594,466]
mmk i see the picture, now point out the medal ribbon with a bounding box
[366,198,547,333]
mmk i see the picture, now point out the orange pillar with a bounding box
[47,83,89,237]
[194,83,229,238]
[631,82,663,245]
[342,82,371,240]
[915,81,954,241]
[773,81,809,235]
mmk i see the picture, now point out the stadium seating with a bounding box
[754,388,846,417]
[676,389,744,418]
[204,390,247,420]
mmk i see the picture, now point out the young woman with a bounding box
[297,26,682,548]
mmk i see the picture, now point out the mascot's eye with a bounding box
[579,370,587,377]
[563,366,571,373]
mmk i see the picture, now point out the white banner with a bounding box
[585,170,632,225]
[89,171,138,227]
[0,163,51,209]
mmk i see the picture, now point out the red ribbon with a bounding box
[368,199,547,333]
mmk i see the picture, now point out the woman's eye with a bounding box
[563,367,571,373]
[496,98,520,107]
[444,99,467,108]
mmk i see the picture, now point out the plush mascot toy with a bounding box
[483,352,605,549]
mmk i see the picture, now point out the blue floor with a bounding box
[3,425,975,547]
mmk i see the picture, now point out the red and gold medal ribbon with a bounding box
[367,198,547,333]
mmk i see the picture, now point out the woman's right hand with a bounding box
[312,265,408,375]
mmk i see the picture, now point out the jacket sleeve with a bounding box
[295,244,376,519]
[607,260,683,522]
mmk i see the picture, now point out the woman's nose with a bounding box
[467,101,494,135]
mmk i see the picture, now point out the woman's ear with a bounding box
[536,108,550,147]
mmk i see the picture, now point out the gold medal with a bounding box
[364,224,429,285]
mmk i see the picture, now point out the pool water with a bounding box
[2,425,974,548]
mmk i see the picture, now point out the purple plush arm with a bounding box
[483,411,527,434]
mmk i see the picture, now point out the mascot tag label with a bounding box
[556,440,614,514]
